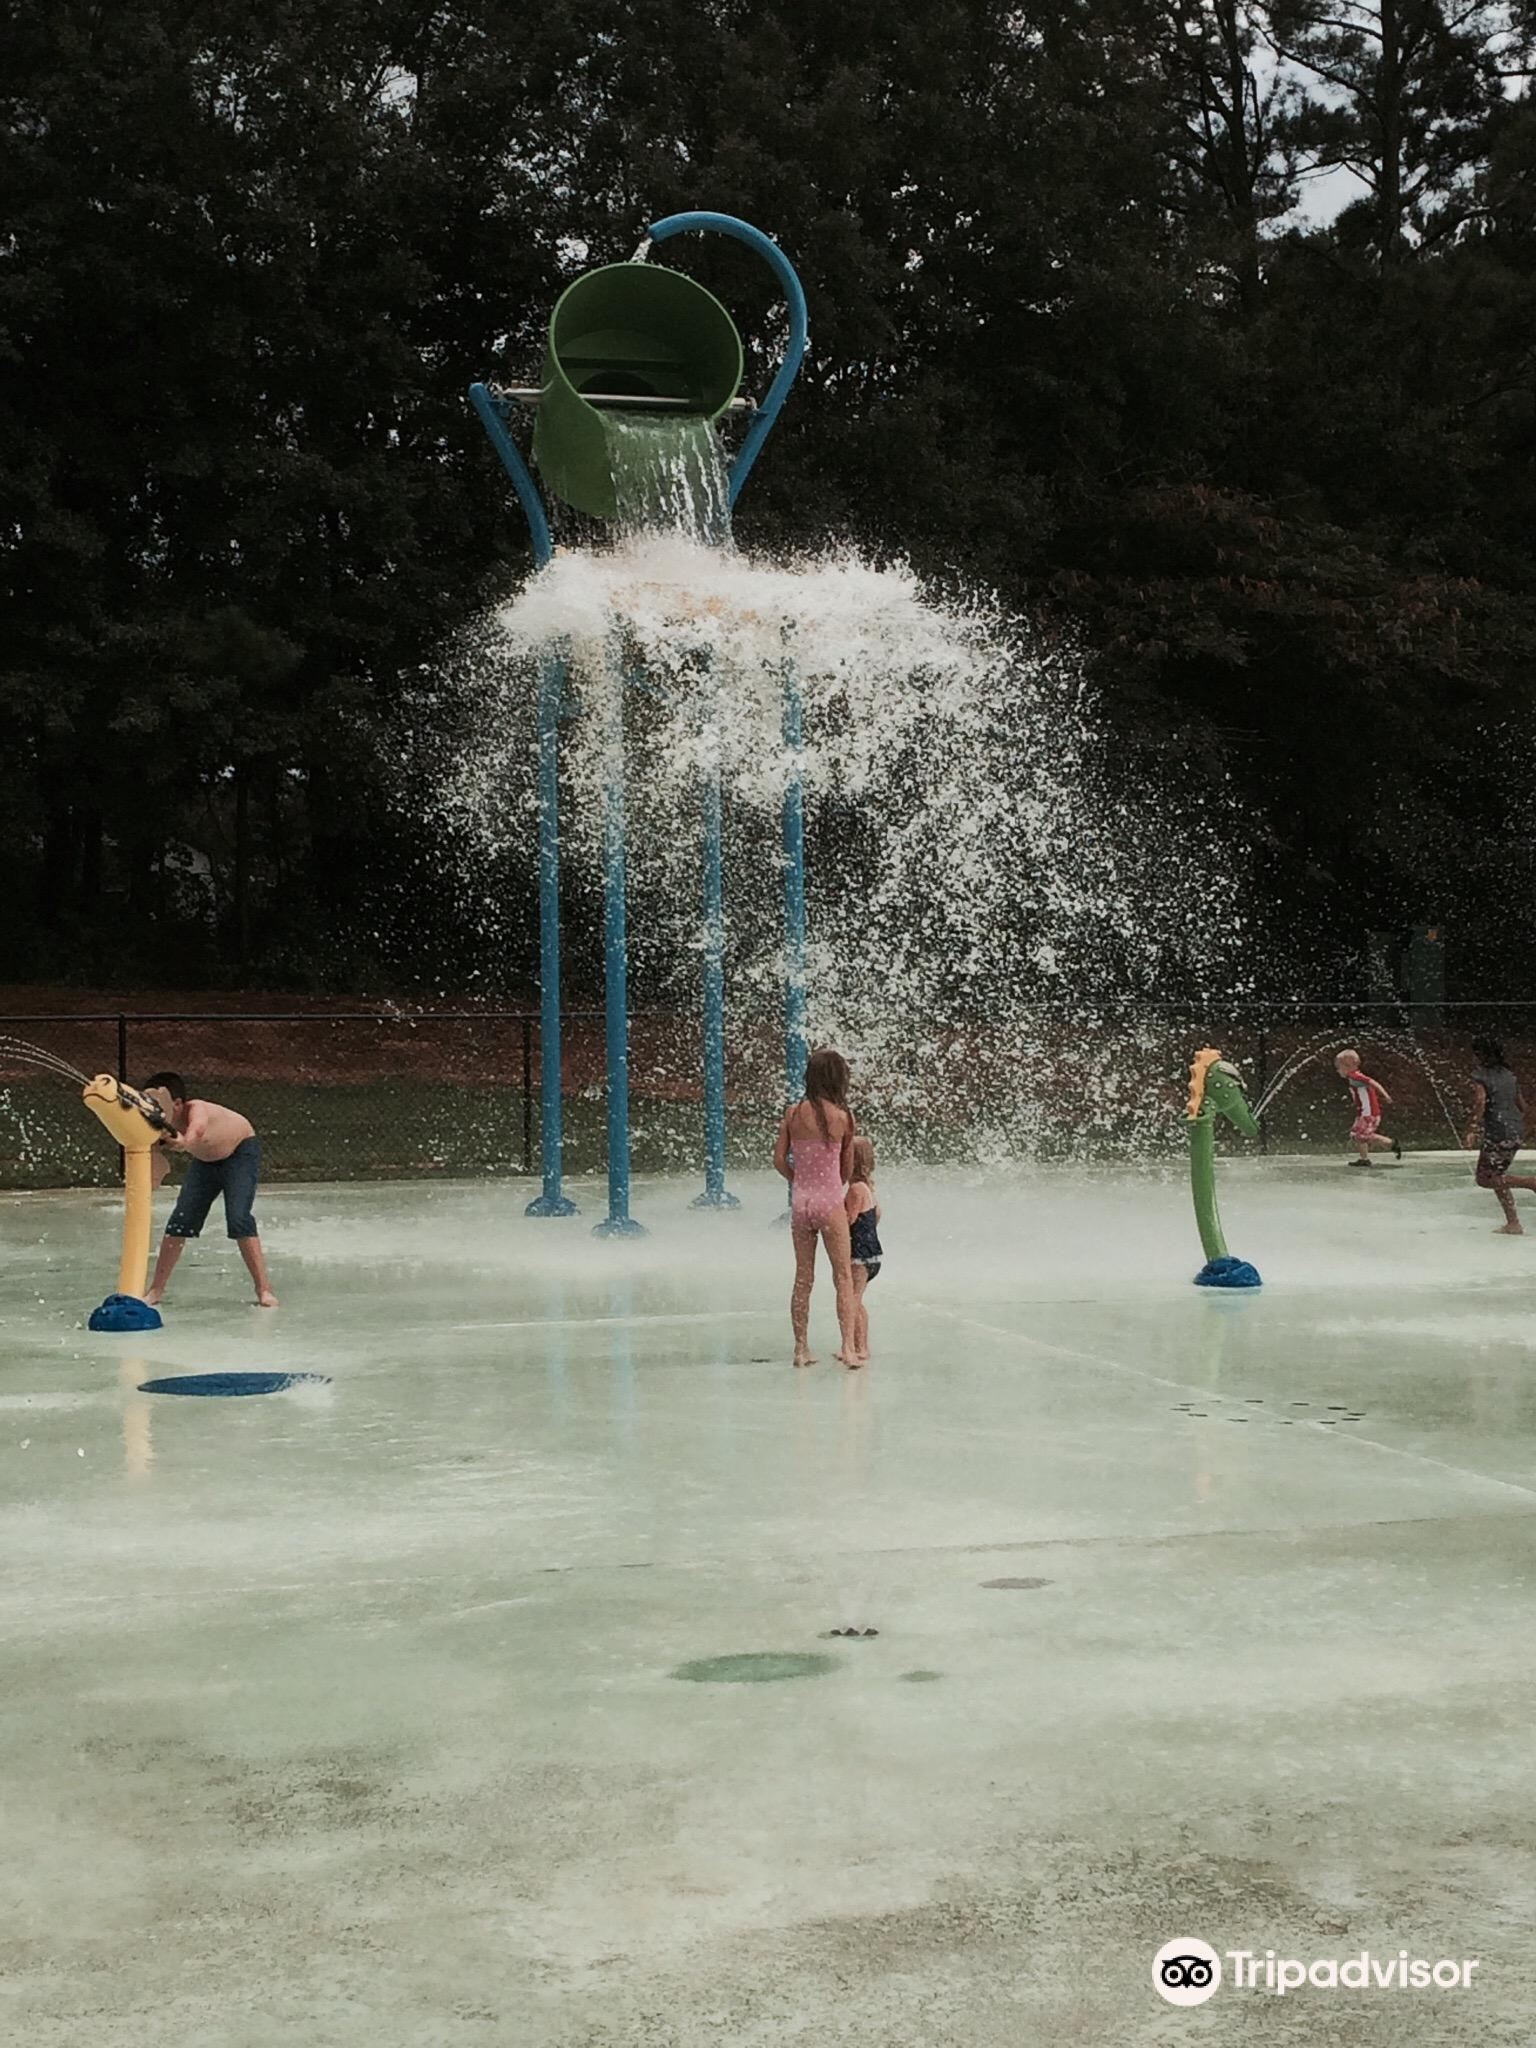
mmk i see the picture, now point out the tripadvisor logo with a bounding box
[1153,1938,1221,2007]
[1154,1937,1481,2003]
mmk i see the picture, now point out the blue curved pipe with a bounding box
[467,380,576,1215]
[468,382,554,567]
[646,212,808,508]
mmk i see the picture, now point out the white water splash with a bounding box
[422,531,1250,1158]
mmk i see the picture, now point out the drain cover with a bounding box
[137,1372,330,1398]
[671,1652,836,1684]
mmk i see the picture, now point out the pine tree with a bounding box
[1265,0,1531,257]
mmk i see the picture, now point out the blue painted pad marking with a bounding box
[137,1372,331,1398]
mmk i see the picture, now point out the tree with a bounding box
[2,0,1535,993]
[1265,0,1531,258]
[1156,0,1304,310]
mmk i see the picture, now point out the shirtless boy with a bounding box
[141,1072,278,1306]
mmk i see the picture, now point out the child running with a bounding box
[1463,1037,1536,1235]
[773,1047,858,1368]
[1334,1049,1401,1166]
[141,1072,279,1307]
[844,1135,882,1367]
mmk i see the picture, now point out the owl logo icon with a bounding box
[1153,1937,1222,2006]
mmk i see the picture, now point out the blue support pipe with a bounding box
[782,659,809,1103]
[467,382,577,1216]
[645,213,808,509]
[692,706,739,1209]
[594,658,645,1238]
[468,382,554,565]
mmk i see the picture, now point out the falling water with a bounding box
[419,497,1251,1159]
[604,415,732,546]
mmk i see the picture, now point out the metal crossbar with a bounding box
[489,384,756,413]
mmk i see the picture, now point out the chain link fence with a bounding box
[0,1007,794,1190]
[2,1012,558,1190]
[2,1001,1532,1189]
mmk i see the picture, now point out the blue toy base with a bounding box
[593,1216,647,1239]
[691,1188,742,1210]
[526,1192,580,1218]
[1194,1256,1263,1290]
[88,1294,163,1333]
[138,1372,331,1398]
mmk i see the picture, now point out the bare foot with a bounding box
[254,1290,280,1307]
[1494,1224,1524,1236]
[836,1350,861,1367]
[793,1349,816,1367]
[144,1288,163,1307]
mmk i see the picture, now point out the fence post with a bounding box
[521,1016,533,1176]
[116,1013,129,1178]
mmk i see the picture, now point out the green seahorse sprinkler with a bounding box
[1187,1048,1263,1289]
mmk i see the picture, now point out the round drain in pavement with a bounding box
[671,1652,837,1684]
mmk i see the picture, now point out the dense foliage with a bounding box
[3,0,1534,994]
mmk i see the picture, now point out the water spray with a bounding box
[0,1039,170,1329]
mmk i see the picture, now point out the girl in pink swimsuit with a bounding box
[772,1048,859,1367]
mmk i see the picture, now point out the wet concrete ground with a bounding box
[1,1158,1533,2044]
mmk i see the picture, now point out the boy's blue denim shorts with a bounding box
[165,1137,261,1240]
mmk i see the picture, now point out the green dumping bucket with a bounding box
[531,264,744,519]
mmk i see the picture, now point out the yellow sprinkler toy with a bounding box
[82,1076,173,1331]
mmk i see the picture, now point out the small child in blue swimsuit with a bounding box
[844,1136,882,1365]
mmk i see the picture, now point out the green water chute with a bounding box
[531,263,745,519]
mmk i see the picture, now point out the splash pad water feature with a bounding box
[460,211,1246,1222]
[0,1038,171,1328]
[1186,1049,1262,1289]
[470,211,806,1232]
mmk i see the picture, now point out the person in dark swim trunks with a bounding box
[140,1071,279,1305]
[1463,1038,1536,1236]
[844,1135,882,1365]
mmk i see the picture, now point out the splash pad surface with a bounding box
[2,1163,1533,2044]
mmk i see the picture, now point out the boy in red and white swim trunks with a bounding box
[1334,1049,1401,1167]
